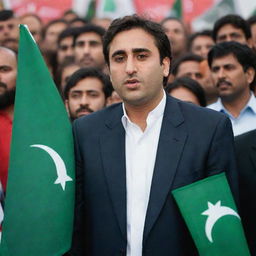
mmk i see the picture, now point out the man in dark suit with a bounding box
[71,15,238,256]
[235,129,256,255]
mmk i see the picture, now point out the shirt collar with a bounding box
[216,92,256,115]
[121,91,166,129]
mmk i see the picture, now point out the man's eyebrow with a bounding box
[111,48,151,58]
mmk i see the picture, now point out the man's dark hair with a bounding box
[212,14,251,42]
[74,24,106,43]
[69,17,89,26]
[187,30,213,51]
[160,16,186,30]
[42,19,68,40]
[171,53,203,76]
[0,10,14,21]
[208,41,256,86]
[165,77,206,107]
[64,67,113,99]
[57,27,79,46]
[247,15,256,26]
[103,15,172,86]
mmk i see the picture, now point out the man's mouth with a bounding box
[124,79,140,89]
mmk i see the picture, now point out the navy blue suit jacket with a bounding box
[71,95,238,256]
[235,129,256,255]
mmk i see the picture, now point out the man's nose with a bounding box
[79,94,89,105]
[125,57,137,75]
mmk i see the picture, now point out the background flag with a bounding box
[192,0,236,31]
[0,25,75,256]
[169,0,182,19]
[96,0,136,19]
[172,173,250,256]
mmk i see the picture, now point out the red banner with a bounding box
[10,0,72,23]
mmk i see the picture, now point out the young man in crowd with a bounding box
[64,67,112,121]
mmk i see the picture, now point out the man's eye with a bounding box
[114,56,125,63]
[60,45,68,51]
[71,93,81,99]
[0,66,11,72]
[137,54,147,60]
[211,67,219,73]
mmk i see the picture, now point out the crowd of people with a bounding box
[0,7,256,255]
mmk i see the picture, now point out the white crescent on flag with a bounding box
[30,144,72,191]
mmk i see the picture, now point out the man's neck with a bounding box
[222,91,251,118]
[124,91,164,131]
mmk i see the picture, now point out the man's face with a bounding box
[176,61,204,84]
[65,77,106,120]
[191,36,214,59]
[162,19,187,57]
[210,54,254,102]
[216,24,249,45]
[20,15,42,43]
[57,36,74,64]
[251,23,256,51]
[0,48,17,109]
[44,22,67,50]
[108,28,170,108]
[60,64,80,92]
[0,18,19,43]
[74,32,105,69]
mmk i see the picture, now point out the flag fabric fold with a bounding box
[0,25,75,256]
[172,173,250,256]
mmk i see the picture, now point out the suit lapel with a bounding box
[143,96,187,242]
[100,105,127,240]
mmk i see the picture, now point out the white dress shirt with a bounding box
[208,93,256,136]
[121,93,166,256]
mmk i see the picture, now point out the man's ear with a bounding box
[162,57,171,78]
[65,100,70,117]
[245,67,256,85]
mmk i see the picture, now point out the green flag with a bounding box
[103,0,116,12]
[85,0,96,20]
[172,173,250,255]
[0,25,75,256]
[169,0,182,19]
[192,0,236,31]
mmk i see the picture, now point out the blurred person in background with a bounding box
[171,53,204,85]
[92,17,112,30]
[41,19,68,51]
[0,10,19,51]
[0,47,17,193]
[213,14,252,47]
[199,60,218,105]
[247,15,256,52]
[56,27,78,65]
[165,77,206,107]
[74,24,106,70]
[188,30,214,59]
[20,13,43,44]
[69,17,88,28]
[161,17,188,60]
[62,9,79,23]
[54,58,81,94]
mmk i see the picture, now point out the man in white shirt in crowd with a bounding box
[208,41,256,136]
